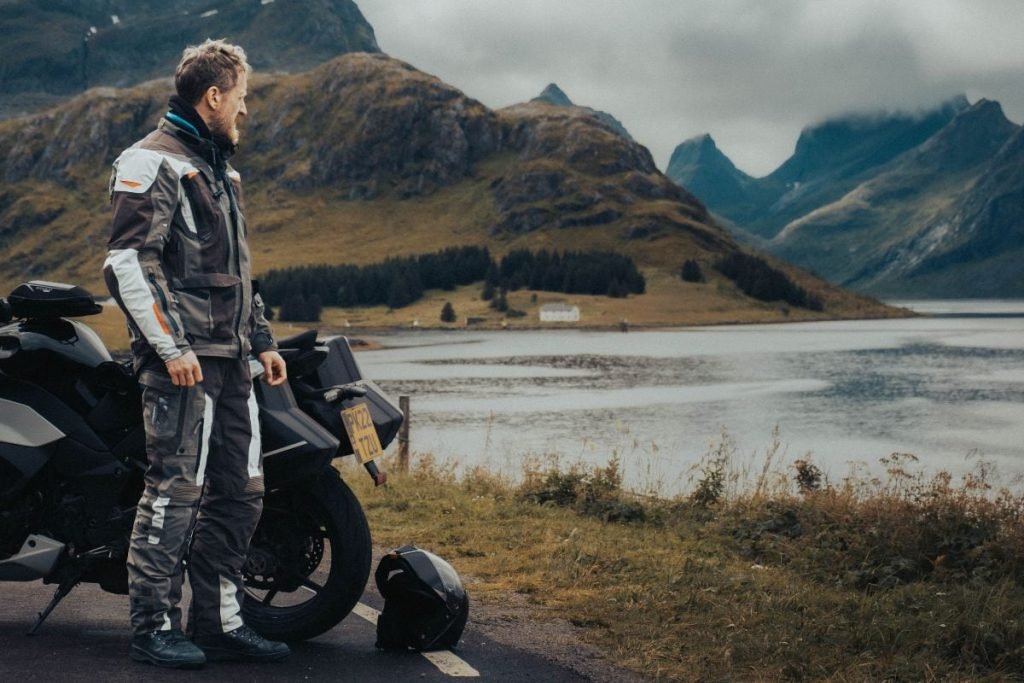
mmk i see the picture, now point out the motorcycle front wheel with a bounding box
[242,468,371,641]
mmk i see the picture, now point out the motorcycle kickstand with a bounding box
[26,574,80,636]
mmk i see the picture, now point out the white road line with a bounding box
[351,601,380,625]
[353,602,480,678]
[422,650,481,677]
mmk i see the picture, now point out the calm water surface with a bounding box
[357,301,1024,494]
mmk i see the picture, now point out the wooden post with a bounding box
[398,395,410,472]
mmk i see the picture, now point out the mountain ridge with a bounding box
[0,0,380,119]
[669,96,1023,297]
[0,53,893,326]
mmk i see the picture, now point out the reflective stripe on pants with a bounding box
[127,356,264,636]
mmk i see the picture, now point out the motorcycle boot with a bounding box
[193,624,290,662]
[131,629,206,669]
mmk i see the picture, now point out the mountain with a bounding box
[670,97,1024,297]
[531,83,633,140]
[0,53,893,326]
[773,100,1021,295]
[0,0,379,118]
[668,97,969,238]
[920,124,1024,296]
[666,134,771,222]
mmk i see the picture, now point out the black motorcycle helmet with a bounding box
[374,545,469,651]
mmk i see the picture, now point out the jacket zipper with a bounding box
[223,175,245,358]
[149,271,181,337]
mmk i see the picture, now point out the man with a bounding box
[104,39,289,669]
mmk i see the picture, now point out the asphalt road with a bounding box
[0,579,605,682]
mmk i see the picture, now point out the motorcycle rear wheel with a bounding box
[242,468,371,641]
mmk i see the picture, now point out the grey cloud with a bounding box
[356,0,1024,176]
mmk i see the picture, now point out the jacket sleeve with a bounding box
[102,148,191,362]
[249,286,278,356]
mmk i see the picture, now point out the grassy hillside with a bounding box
[0,54,898,336]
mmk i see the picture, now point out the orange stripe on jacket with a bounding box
[152,302,171,335]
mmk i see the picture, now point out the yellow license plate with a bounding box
[340,402,383,464]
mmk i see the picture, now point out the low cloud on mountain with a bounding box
[357,0,1024,175]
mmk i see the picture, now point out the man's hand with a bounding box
[166,350,203,387]
[259,350,287,386]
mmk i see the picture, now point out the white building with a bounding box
[539,303,580,322]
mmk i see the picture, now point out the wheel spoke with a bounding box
[299,577,323,594]
[262,589,279,606]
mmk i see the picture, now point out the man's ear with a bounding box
[203,86,221,111]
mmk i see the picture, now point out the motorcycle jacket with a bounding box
[103,110,275,365]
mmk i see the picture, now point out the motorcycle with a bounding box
[0,280,401,641]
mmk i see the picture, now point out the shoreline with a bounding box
[103,296,1024,355]
[295,305,920,348]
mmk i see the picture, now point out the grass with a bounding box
[344,437,1024,681]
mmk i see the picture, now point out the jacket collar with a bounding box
[163,96,237,172]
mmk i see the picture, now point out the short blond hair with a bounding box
[174,38,251,105]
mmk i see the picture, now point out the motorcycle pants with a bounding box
[127,356,264,637]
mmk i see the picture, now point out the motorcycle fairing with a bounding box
[3,318,111,369]
[0,443,50,500]
[0,535,65,582]
[255,380,340,488]
[0,376,107,452]
[0,376,130,530]
[0,397,65,447]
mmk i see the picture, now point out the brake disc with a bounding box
[243,508,325,592]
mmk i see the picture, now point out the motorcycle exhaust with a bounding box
[0,535,65,581]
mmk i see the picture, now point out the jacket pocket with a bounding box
[173,274,242,342]
[181,173,225,244]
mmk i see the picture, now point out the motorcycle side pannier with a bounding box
[311,337,404,451]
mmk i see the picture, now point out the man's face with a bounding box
[211,70,248,145]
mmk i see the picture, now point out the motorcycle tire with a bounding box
[242,468,371,642]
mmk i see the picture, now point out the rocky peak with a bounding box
[527,84,633,141]
[665,134,754,213]
[533,83,574,107]
[667,134,739,173]
[907,99,1019,168]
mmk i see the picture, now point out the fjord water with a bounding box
[359,302,1024,495]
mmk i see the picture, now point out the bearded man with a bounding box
[104,39,289,668]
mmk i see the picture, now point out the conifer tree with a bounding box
[681,259,705,283]
[440,301,456,323]
[482,280,496,301]
[387,275,412,309]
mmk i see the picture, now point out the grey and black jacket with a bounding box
[104,113,275,366]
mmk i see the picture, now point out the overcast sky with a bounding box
[355,0,1024,177]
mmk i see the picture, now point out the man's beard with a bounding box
[211,111,240,145]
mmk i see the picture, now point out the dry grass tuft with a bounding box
[346,438,1024,681]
